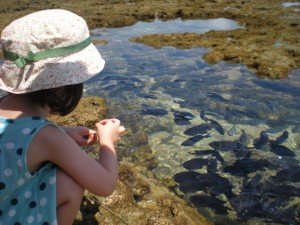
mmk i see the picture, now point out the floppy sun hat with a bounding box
[0,9,105,94]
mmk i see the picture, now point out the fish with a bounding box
[262,184,300,198]
[272,166,300,182]
[224,108,245,123]
[189,150,215,156]
[229,192,263,220]
[207,118,225,135]
[183,124,211,136]
[209,140,247,151]
[141,107,168,116]
[239,129,249,144]
[274,204,300,224]
[137,92,158,99]
[182,158,211,170]
[292,124,300,133]
[281,114,300,123]
[266,124,289,134]
[190,195,228,214]
[173,110,195,125]
[269,142,296,157]
[181,133,211,146]
[173,171,202,183]
[172,110,195,120]
[253,131,269,149]
[200,110,209,122]
[206,92,229,103]
[176,172,234,198]
[223,158,267,176]
[207,158,218,173]
[241,174,263,192]
[272,130,289,145]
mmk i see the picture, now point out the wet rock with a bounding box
[49,96,107,128]
[75,163,211,225]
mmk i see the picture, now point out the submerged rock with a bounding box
[75,162,211,225]
[49,96,108,128]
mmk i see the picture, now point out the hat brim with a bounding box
[0,43,105,94]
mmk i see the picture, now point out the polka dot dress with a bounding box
[0,116,57,225]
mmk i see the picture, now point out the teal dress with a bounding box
[0,116,58,225]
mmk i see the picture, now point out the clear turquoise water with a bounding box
[85,18,300,225]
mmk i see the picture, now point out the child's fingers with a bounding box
[119,126,126,135]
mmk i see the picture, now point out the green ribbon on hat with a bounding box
[2,37,91,68]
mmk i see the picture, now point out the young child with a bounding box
[0,9,125,225]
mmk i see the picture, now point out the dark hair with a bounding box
[27,83,83,116]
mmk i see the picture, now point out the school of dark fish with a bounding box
[171,109,300,224]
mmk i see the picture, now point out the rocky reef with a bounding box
[0,0,299,78]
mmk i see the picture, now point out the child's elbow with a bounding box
[96,180,118,197]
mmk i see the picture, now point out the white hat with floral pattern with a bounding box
[0,9,105,94]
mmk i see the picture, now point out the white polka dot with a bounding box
[22,128,31,134]
[52,219,58,225]
[40,197,47,206]
[37,214,43,222]
[17,178,24,186]
[4,169,12,177]
[5,142,15,149]
[24,191,32,199]
[8,209,16,217]
[49,176,56,185]
[17,159,23,167]
[3,195,10,201]
[25,172,31,178]
[27,215,34,223]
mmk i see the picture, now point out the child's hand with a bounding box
[95,119,125,145]
[63,126,98,146]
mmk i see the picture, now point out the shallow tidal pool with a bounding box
[84,18,300,225]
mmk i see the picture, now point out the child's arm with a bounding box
[62,126,99,146]
[28,119,125,197]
